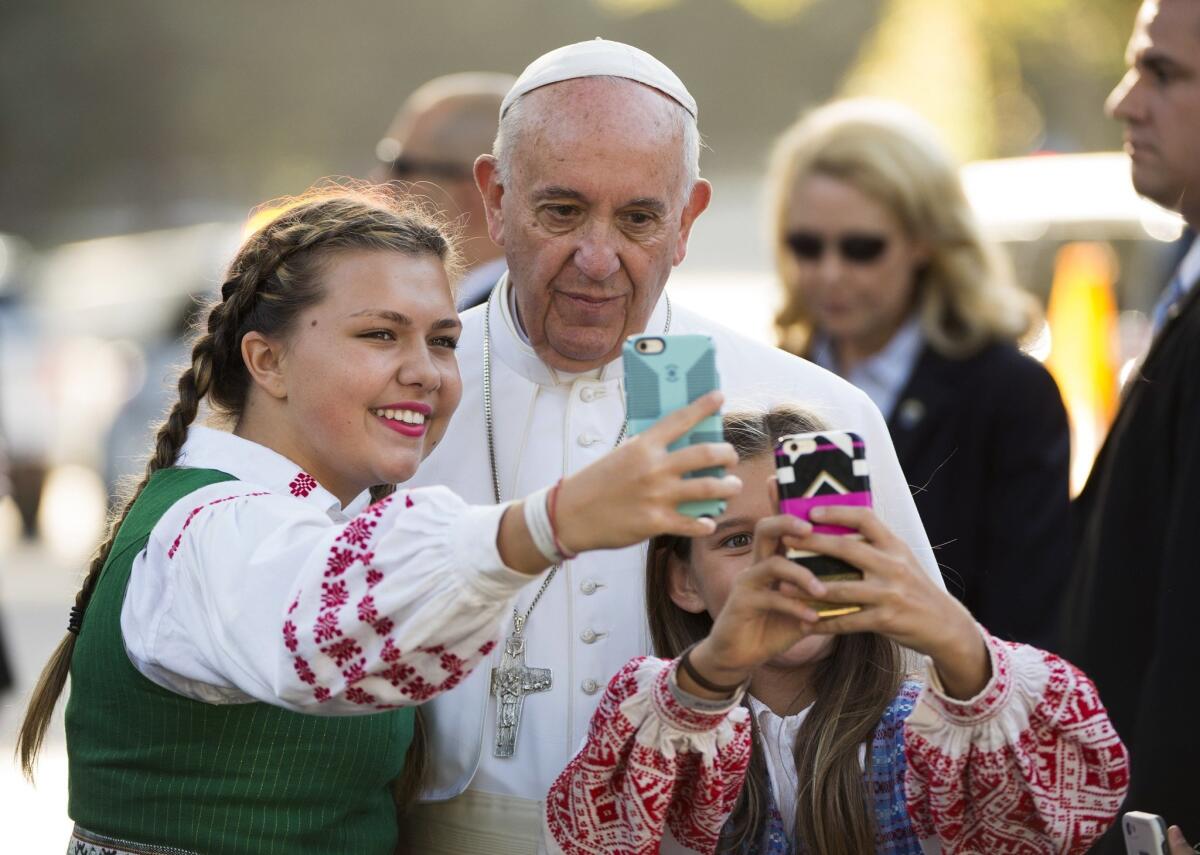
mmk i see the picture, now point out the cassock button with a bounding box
[580,580,599,595]
[577,433,602,447]
[581,679,600,695]
[580,387,596,402]
[580,629,598,643]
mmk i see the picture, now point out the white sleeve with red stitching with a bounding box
[902,631,1130,854]
[543,656,752,855]
[122,481,535,714]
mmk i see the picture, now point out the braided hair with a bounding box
[18,185,458,778]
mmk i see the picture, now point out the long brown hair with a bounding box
[17,185,457,811]
[646,407,905,854]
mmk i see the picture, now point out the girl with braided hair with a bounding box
[16,186,741,855]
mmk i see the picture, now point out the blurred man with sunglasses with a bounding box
[373,72,515,309]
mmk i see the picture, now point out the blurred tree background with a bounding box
[0,0,1138,247]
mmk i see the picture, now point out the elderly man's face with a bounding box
[476,78,711,372]
[1106,0,1200,223]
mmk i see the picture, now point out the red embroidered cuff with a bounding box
[652,658,742,733]
[921,627,1015,725]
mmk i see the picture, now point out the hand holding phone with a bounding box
[623,334,725,518]
[774,430,870,617]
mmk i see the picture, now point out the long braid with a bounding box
[17,184,456,785]
[16,326,218,777]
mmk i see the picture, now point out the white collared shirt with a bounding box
[120,425,540,714]
[811,316,925,421]
[406,274,941,809]
[1175,238,1200,298]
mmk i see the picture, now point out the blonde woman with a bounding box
[770,99,1070,648]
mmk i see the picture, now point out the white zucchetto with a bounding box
[500,37,697,119]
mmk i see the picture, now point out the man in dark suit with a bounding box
[1059,0,1200,848]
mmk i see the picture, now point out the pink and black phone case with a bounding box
[775,430,871,616]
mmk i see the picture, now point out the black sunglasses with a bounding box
[384,156,475,182]
[785,231,889,264]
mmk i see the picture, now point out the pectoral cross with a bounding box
[489,617,551,758]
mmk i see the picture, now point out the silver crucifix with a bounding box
[489,617,551,758]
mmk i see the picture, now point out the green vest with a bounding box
[65,467,414,854]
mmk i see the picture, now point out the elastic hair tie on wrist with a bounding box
[67,605,85,636]
[679,641,747,694]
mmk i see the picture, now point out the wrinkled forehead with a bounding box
[510,78,689,201]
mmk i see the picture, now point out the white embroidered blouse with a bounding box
[120,425,539,714]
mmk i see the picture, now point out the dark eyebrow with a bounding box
[1139,49,1192,75]
[349,310,461,332]
[710,516,754,536]
[350,309,411,325]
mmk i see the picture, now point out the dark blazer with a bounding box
[886,342,1072,649]
[1061,270,1200,850]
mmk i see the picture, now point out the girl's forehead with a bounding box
[718,454,777,520]
[316,251,454,314]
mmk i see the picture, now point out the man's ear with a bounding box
[241,331,288,400]
[672,178,712,267]
[474,154,506,246]
[666,549,708,615]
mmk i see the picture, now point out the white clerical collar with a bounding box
[1177,236,1200,296]
[811,315,924,419]
[176,425,371,519]
[489,271,670,387]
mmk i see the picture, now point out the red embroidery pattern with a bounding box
[282,620,298,652]
[320,580,349,610]
[289,472,317,497]
[321,637,363,668]
[167,491,269,559]
[545,658,751,855]
[356,595,379,624]
[313,611,341,643]
[293,491,501,709]
[337,516,377,550]
[293,655,316,685]
[381,638,401,662]
[904,639,1128,853]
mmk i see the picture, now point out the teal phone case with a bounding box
[622,334,725,518]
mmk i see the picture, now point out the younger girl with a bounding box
[17,188,740,854]
[545,408,1128,854]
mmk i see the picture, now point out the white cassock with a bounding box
[404,275,940,852]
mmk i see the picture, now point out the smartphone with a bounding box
[623,333,725,518]
[775,430,871,618]
[1123,811,1170,855]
